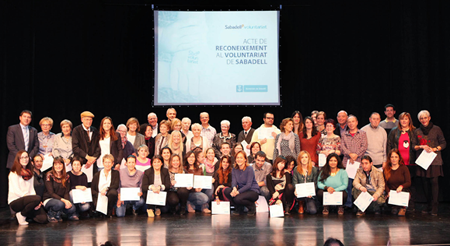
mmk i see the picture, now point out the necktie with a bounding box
[87,128,91,141]
[244,131,248,138]
[23,126,29,151]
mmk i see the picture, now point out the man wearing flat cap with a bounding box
[72,111,100,180]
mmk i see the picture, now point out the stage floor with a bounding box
[1,205,450,246]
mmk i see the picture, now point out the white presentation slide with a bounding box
[154,11,280,105]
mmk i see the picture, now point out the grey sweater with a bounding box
[119,168,144,192]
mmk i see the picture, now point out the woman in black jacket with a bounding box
[91,154,120,217]
[142,155,171,217]
[266,156,295,215]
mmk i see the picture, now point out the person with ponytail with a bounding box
[8,151,47,225]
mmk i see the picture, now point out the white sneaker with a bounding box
[16,212,28,225]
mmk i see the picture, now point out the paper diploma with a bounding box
[146,191,167,206]
[256,195,269,213]
[136,165,151,173]
[81,164,94,183]
[295,183,316,198]
[41,154,54,172]
[353,191,374,212]
[212,201,230,215]
[241,140,251,156]
[194,175,212,189]
[269,204,284,218]
[174,173,194,188]
[323,192,343,205]
[120,187,141,201]
[72,188,93,203]
[318,154,326,167]
[415,151,437,170]
[388,190,409,207]
[96,194,108,215]
[258,128,275,140]
[345,160,360,179]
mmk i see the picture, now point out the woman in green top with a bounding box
[317,153,348,215]
[293,151,318,214]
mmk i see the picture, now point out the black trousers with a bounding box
[224,189,259,208]
[167,188,189,209]
[10,195,47,223]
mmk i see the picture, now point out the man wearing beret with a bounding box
[72,111,100,176]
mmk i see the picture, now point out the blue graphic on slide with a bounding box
[154,11,280,105]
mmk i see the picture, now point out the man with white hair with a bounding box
[237,116,255,146]
[181,117,194,144]
[200,112,216,146]
[147,112,158,138]
[361,112,387,169]
[212,120,236,157]
[334,110,349,137]
[114,124,136,170]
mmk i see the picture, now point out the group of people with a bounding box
[6,104,446,225]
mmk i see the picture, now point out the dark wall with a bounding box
[1,0,450,206]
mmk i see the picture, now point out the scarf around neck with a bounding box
[420,121,434,135]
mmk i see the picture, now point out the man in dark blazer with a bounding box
[237,116,255,146]
[6,110,39,169]
[72,111,100,172]
[334,110,349,138]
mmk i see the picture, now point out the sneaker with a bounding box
[398,208,406,216]
[147,209,155,218]
[155,208,161,216]
[16,212,29,226]
[338,206,345,215]
[322,206,329,215]
[356,211,365,216]
[187,203,195,213]
[69,215,79,221]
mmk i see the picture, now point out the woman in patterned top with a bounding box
[317,119,341,157]
[273,118,301,160]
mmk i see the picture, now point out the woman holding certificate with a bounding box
[167,154,189,215]
[142,155,171,217]
[273,118,301,160]
[293,151,318,214]
[224,151,260,216]
[9,151,47,225]
[414,110,446,216]
[91,154,120,218]
[184,151,211,213]
[266,156,295,215]
[213,155,233,202]
[383,149,411,216]
[43,156,78,222]
[68,157,90,218]
[116,155,145,217]
[317,153,348,215]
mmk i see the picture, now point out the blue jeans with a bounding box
[345,178,353,207]
[187,192,209,210]
[202,188,213,202]
[69,190,90,216]
[45,198,76,217]
[115,198,146,217]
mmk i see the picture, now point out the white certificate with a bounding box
[65,162,72,172]
[72,188,93,203]
[212,201,230,215]
[323,192,343,205]
[295,183,316,198]
[136,165,151,173]
[96,194,108,215]
[174,173,194,188]
[120,187,141,201]
[415,151,437,170]
[194,175,212,189]
[345,160,360,179]
[353,191,374,212]
[258,128,275,140]
[318,154,326,167]
[146,191,167,206]
[256,195,269,213]
[41,154,54,172]
[81,164,94,183]
[241,140,251,156]
[388,190,409,207]
[269,204,284,218]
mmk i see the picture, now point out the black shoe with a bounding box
[247,204,256,216]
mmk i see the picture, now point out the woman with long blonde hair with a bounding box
[293,151,318,214]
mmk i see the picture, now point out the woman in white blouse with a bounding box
[52,119,74,171]
[91,154,120,217]
[97,117,123,171]
[8,151,47,225]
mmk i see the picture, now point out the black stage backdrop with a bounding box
[1,0,450,206]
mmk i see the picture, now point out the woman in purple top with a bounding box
[224,151,260,216]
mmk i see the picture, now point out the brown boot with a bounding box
[398,208,406,216]
[298,201,304,214]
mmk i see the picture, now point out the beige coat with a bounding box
[353,166,385,198]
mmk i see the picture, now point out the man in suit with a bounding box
[237,116,255,147]
[72,111,100,172]
[6,110,39,169]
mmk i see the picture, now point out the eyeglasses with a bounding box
[20,157,29,160]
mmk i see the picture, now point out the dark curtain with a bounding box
[1,0,449,206]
